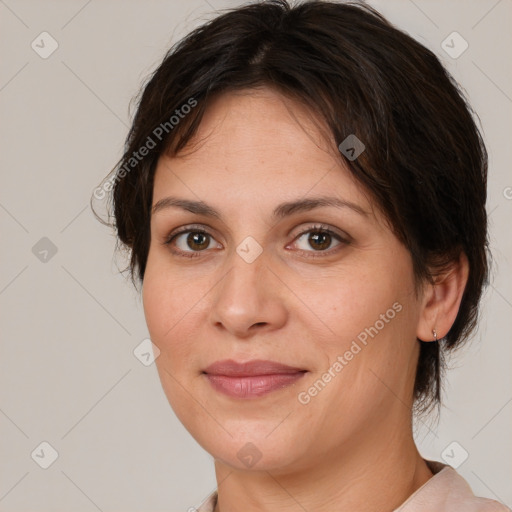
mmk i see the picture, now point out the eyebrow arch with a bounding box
[151,195,368,219]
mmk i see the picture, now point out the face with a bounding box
[142,87,424,473]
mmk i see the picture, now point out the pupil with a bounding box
[189,232,209,250]
[311,232,330,250]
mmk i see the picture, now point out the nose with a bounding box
[208,248,288,339]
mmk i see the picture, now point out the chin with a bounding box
[191,419,304,471]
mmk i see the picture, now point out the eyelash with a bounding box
[162,223,350,259]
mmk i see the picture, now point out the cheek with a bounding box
[142,256,187,360]
[310,264,418,387]
[324,278,418,395]
[142,255,212,369]
[142,267,196,407]
[314,271,401,343]
[142,270,170,341]
[143,250,192,336]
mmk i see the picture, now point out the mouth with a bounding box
[202,359,307,399]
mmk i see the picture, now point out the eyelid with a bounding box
[162,223,216,242]
[162,222,351,257]
[162,224,220,248]
[289,223,351,244]
[286,223,350,258]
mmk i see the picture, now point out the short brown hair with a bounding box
[95,0,489,417]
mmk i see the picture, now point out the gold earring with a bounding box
[432,329,438,342]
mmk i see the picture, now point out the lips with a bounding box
[203,359,307,399]
[203,359,305,376]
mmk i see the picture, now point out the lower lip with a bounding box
[205,372,306,399]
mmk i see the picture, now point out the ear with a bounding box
[416,252,469,342]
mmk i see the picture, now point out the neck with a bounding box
[212,417,433,512]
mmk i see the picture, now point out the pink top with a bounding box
[194,459,510,512]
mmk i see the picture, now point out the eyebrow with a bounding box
[151,195,368,219]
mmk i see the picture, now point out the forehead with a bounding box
[152,88,374,218]
[169,88,335,164]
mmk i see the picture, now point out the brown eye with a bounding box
[185,232,210,251]
[294,228,342,252]
[290,224,350,258]
[307,231,333,251]
[163,227,221,258]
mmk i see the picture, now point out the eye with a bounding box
[163,225,221,258]
[289,224,348,257]
[162,223,350,259]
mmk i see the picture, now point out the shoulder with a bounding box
[192,463,511,512]
[395,460,511,512]
[193,490,217,512]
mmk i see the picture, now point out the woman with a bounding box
[97,1,509,510]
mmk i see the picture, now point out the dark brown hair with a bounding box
[94,0,489,417]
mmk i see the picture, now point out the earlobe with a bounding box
[416,252,469,342]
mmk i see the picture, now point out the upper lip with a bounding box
[203,359,306,377]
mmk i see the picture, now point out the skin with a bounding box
[142,87,469,512]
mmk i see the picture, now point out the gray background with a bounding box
[0,0,511,510]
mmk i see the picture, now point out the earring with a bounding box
[432,329,438,342]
